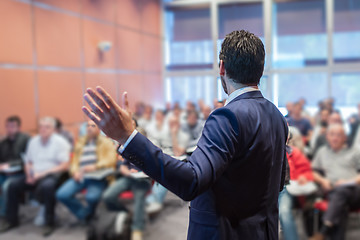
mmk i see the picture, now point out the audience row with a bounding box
[1,97,360,240]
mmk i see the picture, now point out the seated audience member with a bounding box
[285,102,294,118]
[56,120,117,223]
[164,102,172,115]
[146,110,167,147]
[166,103,186,126]
[310,108,330,157]
[185,101,196,113]
[298,98,312,120]
[323,98,335,114]
[310,124,360,240]
[279,126,314,240]
[214,99,225,109]
[201,105,212,121]
[55,118,74,148]
[102,118,150,240]
[182,101,196,122]
[287,127,305,153]
[181,110,204,151]
[0,116,30,219]
[348,103,360,149]
[160,115,189,158]
[0,117,71,236]
[133,102,145,120]
[287,102,313,144]
[312,111,343,157]
[102,157,151,240]
[137,105,153,130]
[310,108,330,148]
[197,99,205,113]
[146,115,189,214]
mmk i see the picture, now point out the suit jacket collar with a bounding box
[225,87,259,106]
[226,91,264,106]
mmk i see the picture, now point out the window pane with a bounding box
[165,7,213,70]
[166,76,214,107]
[332,73,360,106]
[276,73,327,107]
[273,0,327,68]
[334,0,360,63]
[219,3,264,39]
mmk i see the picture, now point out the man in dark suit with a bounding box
[83,30,288,240]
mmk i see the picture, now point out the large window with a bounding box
[163,0,360,111]
[273,0,327,68]
[165,7,213,70]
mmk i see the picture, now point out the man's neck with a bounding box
[227,81,258,96]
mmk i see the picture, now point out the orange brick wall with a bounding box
[0,0,163,137]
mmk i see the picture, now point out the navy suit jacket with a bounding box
[122,91,288,240]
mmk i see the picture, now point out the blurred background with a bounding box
[1,0,360,136]
[0,0,360,240]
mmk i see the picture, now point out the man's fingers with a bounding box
[87,88,109,112]
[82,106,101,125]
[96,86,118,111]
[122,92,129,111]
[84,94,105,118]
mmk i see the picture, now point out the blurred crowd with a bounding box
[0,99,223,240]
[281,98,360,240]
[1,96,360,240]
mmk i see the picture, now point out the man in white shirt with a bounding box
[145,110,168,147]
[137,105,153,130]
[0,117,70,236]
[311,124,360,240]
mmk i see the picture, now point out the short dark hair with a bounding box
[6,115,21,126]
[219,30,265,85]
[187,110,199,119]
[55,118,62,130]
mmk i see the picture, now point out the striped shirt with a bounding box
[79,141,97,168]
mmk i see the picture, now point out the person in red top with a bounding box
[279,126,314,240]
[287,146,314,183]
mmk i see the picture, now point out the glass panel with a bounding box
[333,0,360,63]
[332,73,360,106]
[275,73,327,107]
[273,0,327,68]
[218,3,264,39]
[164,7,213,70]
[166,76,215,107]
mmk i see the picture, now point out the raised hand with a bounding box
[82,86,135,145]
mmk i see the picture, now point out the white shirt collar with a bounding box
[224,86,260,106]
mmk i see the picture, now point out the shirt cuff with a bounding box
[117,129,138,154]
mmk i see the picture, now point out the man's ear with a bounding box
[219,60,225,76]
